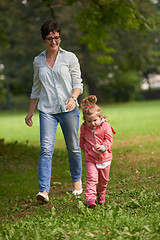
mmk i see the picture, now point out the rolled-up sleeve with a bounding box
[69,53,83,94]
[30,58,41,99]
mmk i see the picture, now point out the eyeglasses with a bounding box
[45,36,61,42]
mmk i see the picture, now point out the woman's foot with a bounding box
[72,180,83,195]
[36,191,49,202]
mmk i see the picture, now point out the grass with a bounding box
[0,100,160,239]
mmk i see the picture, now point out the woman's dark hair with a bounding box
[41,20,61,40]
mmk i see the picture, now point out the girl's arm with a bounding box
[101,122,113,150]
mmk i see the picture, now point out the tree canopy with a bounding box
[0,0,159,108]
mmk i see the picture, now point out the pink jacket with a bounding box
[80,119,115,164]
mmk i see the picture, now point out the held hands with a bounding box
[65,97,76,111]
[25,113,33,127]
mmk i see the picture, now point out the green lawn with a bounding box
[0,100,160,239]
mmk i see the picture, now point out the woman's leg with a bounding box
[59,108,82,183]
[38,111,58,193]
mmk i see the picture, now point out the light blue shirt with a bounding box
[30,47,83,114]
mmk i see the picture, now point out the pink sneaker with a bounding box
[97,195,105,205]
[87,198,96,208]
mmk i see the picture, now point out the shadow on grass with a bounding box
[0,139,85,221]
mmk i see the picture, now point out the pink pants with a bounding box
[85,161,110,202]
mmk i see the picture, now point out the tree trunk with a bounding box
[80,44,102,102]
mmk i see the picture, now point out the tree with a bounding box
[0,0,159,108]
[43,0,157,60]
[42,0,159,102]
[0,0,51,108]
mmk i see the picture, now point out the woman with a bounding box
[25,20,83,202]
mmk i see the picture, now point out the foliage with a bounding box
[0,100,160,239]
[0,0,160,108]
[66,0,156,54]
[0,0,51,108]
[99,70,141,102]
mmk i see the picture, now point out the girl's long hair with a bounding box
[80,95,105,120]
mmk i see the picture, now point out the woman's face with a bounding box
[44,31,61,52]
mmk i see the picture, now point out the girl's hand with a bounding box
[95,143,103,152]
[25,113,33,127]
[65,97,76,111]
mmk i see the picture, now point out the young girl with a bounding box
[80,95,116,208]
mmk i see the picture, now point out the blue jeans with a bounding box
[38,108,82,193]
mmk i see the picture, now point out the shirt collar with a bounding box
[39,47,64,56]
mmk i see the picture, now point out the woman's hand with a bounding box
[25,113,33,127]
[65,97,76,111]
